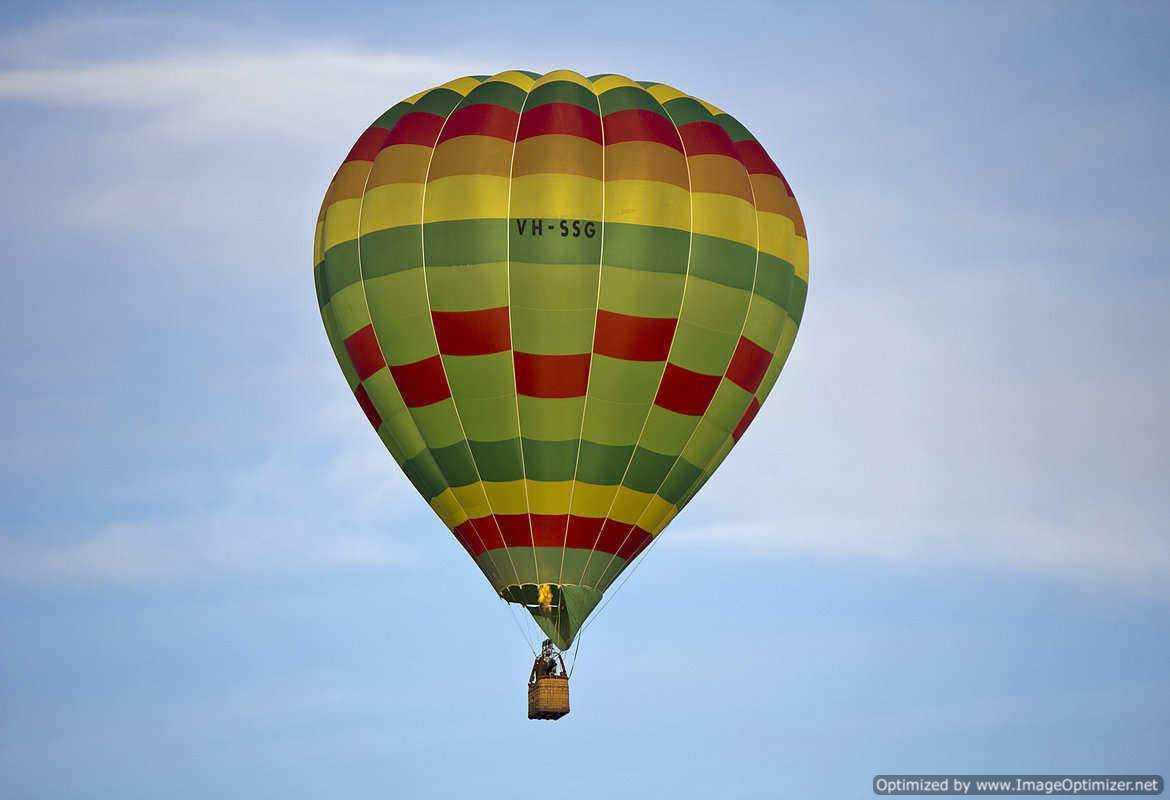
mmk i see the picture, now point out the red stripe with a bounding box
[617,526,653,560]
[726,336,772,393]
[436,103,519,144]
[432,307,511,356]
[678,120,741,162]
[344,127,392,163]
[389,355,451,407]
[594,309,676,361]
[734,140,782,177]
[343,325,385,381]
[457,514,651,558]
[451,522,479,556]
[654,363,722,416]
[602,108,683,152]
[384,112,445,148]
[732,397,761,441]
[353,384,381,429]
[517,102,602,144]
[514,352,590,398]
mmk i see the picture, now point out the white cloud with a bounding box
[668,268,1170,583]
[0,392,426,583]
[2,15,1166,588]
[0,22,469,145]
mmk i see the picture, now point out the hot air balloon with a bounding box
[314,70,808,719]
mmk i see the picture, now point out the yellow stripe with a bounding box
[451,483,492,519]
[368,144,431,188]
[430,489,468,528]
[323,197,362,249]
[638,494,677,535]
[534,69,594,90]
[313,220,324,265]
[758,210,810,279]
[439,75,482,96]
[605,179,689,230]
[482,480,527,515]
[526,480,573,514]
[592,74,641,93]
[696,97,724,116]
[794,237,809,281]
[609,485,657,525]
[361,183,422,233]
[691,192,757,248]
[429,135,514,180]
[330,161,371,200]
[423,174,510,222]
[646,83,686,104]
[570,481,619,518]
[487,70,537,92]
[510,173,603,220]
[513,134,602,179]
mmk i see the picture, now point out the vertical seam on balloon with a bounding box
[574,83,695,589]
[593,101,765,594]
[356,83,517,592]
[418,79,527,591]
[502,72,542,591]
[554,73,607,606]
[351,92,507,590]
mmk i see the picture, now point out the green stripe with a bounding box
[754,252,795,310]
[522,438,578,482]
[431,441,480,486]
[465,80,527,112]
[402,450,449,499]
[658,457,703,504]
[577,441,633,484]
[598,86,667,116]
[715,113,755,143]
[690,233,756,291]
[373,101,413,131]
[604,223,689,275]
[318,240,361,306]
[469,438,525,482]
[360,226,422,279]
[662,96,713,126]
[413,87,464,117]
[622,446,677,493]
[789,277,808,325]
[526,80,598,112]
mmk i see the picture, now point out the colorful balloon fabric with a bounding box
[314,71,808,648]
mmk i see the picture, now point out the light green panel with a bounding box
[442,352,515,399]
[410,398,468,449]
[597,265,684,317]
[668,321,738,375]
[425,262,508,311]
[703,379,752,434]
[518,395,585,441]
[587,355,662,403]
[681,277,751,334]
[456,395,520,441]
[741,297,787,350]
[681,416,727,465]
[638,405,697,456]
[510,263,598,310]
[329,282,375,339]
[581,397,653,445]
[511,307,595,354]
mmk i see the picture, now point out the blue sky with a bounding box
[1,2,1168,797]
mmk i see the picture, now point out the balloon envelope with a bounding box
[315,71,808,648]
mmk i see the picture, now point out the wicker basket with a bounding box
[528,676,570,720]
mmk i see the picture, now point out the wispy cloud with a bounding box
[2,14,1167,588]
